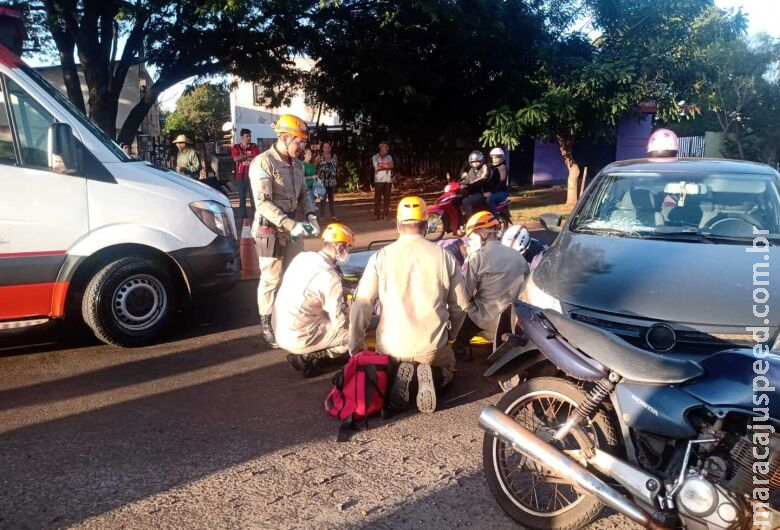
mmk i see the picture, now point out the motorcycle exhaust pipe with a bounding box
[479,405,667,530]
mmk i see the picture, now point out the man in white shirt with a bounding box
[371,141,394,220]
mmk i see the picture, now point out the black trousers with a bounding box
[374,182,392,218]
[463,193,488,218]
[319,185,337,219]
[454,314,483,346]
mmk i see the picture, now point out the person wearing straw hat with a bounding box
[274,222,354,377]
[172,134,201,179]
[349,196,468,414]
[248,113,319,347]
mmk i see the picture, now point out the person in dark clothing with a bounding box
[485,147,510,217]
[461,151,490,218]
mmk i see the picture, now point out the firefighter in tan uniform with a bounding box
[349,196,469,414]
[248,114,319,347]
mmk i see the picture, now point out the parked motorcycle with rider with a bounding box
[427,150,512,241]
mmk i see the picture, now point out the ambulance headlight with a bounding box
[189,200,234,238]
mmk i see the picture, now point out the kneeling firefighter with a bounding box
[274,223,354,377]
[249,114,319,347]
[453,211,529,362]
[349,196,469,413]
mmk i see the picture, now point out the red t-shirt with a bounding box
[231,142,260,181]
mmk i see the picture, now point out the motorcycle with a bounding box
[426,175,511,241]
[479,301,780,530]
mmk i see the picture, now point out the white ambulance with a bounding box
[0,8,239,346]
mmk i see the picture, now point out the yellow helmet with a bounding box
[272,114,308,139]
[397,196,429,223]
[465,211,500,236]
[322,222,355,246]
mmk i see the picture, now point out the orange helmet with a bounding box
[273,114,308,139]
[322,222,355,246]
[397,196,429,223]
[465,211,500,236]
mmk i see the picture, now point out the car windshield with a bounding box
[571,170,780,243]
[20,63,131,162]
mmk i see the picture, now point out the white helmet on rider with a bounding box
[468,150,484,164]
[501,224,531,253]
[489,147,505,159]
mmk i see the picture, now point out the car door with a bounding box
[0,74,88,320]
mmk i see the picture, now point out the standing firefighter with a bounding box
[248,114,319,347]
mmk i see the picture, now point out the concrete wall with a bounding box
[230,57,340,145]
[35,63,161,139]
[704,131,726,158]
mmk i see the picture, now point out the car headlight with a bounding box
[519,274,562,313]
[189,200,234,238]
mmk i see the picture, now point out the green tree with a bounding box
[482,0,744,204]
[22,0,312,143]
[306,0,554,151]
[163,82,230,142]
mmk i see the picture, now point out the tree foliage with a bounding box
[305,0,555,151]
[163,82,230,142]
[482,0,746,204]
[22,0,313,143]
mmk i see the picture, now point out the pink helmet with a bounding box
[647,128,679,157]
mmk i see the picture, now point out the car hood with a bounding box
[534,230,779,327]
[139,162,230,207]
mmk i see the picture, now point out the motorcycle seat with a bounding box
[542,309,704,385]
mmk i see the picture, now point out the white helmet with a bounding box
[489,147,505,158]
[502,224,531,253]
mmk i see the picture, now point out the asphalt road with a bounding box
[0,224,637,530]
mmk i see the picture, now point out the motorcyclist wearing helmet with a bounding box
[461,150,490,218]
[249,113,319,347]
[350,196,468,413]
[274,223,354,377]
[484,147,510,217]
[453,212,529,362]
[501,224,549,269]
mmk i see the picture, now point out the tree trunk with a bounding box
[117,84,164,145]
[557,134,580,205]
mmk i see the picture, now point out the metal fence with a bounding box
[678,136,705,157]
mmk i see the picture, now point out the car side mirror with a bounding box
[48,122,79,174]
[539,213,564,233]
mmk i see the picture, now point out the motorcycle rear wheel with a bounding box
[425,212,446,241]
[482,377,619,530]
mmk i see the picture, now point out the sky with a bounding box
[714,0,780,38]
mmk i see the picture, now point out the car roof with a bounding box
[604,157,777,176]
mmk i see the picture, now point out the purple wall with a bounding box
[532,141,568,185]
[531,112,654,186]
[615,114,653,161]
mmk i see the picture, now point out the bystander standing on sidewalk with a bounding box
[231,128,260,222]
[372,141,394,220]
[173,134,201,180]
[318,140,338,219]
[302,147,319,207]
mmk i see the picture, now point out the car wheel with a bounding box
[82,256,175,347]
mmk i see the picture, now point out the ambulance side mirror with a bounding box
[48,122,79,175]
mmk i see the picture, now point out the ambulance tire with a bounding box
[82,256,175,347]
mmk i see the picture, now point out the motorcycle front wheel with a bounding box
[482,377,620,530]
[425,212,446,241]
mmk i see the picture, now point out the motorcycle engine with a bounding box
[675,473,742,530]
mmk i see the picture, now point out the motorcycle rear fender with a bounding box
[483,341,545,378]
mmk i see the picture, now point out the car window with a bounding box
[5,76,53,168]
[0,83,16,166]
[572,171,780,241]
